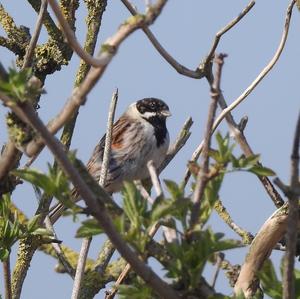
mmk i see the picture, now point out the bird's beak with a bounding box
[161,110,172,117]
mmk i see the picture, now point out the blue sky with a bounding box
[0,1,299,298]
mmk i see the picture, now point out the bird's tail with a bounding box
[49,188,80,224]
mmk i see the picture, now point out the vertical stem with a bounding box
[283,110,300,299]
[3,256,12,299]
[71,238,92,299]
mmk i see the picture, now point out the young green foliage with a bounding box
[12,163,71,206]
[0,67,44,104]
[0,194,52,261]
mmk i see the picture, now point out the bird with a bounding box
[49,97,171,223]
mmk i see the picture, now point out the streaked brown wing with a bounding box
[86,116,132,177]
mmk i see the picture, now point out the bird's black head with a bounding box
[135,98,170,147]
[136,98,171,119]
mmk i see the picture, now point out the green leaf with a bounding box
[244,154,261,166]
[31,228,53,237]
[122,182,146,227]
[0,248,10,262]
[259,259,282,299]
[164,180,183,199]
[12,169,54,194]
[248,166,276,176]
[76,218,103,238]
[27,214,41,232]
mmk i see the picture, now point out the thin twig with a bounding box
[94,239,115,275]
[182,0,295,207]
[134,181,155,204]
[71,238,92,299]
[190,54,226,227]
[0,94,179,299]
[99,89,118,186]
[122,0,255,79]
[72,90,118,298]
[147,161,177,243]
[159,117,193,173]
[211,0,295,136]
[147,160,163,197]
[282,110,300,299]
[214,199,254,244]
[121,0,204,79]
[44,216,75,278]
[47,0,109,67]
[3,256,12,299]
[22,0,48,68]
[205,1,255,66]
[211,252,224,289]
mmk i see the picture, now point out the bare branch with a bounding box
[159,117,193,173]
[211,252,224,289]
[44,216,75,278]
[205,1,255,66]
[121,0,205,78]
[122,0,254,79]
[22,0,48,68]
[94,240,115,275]
[147,160,163,197]
[234,204,289,298]
[147,160,177,243]
[214,199,254,244]
[0,95,180,299]
[71,238,92,299]
[183,0,295,206]
[47,0,110,67]
[282,110,300,299]
[212,0,295,134]
[134,181,155,204]
[190,54,226,227]
[99,89,118,186]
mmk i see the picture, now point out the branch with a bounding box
[204,1,255,66]
[182,0,295,207]
[0,96,179,299]
[121,0,204,78]
[159,117,193,173]
[22,0,48,68]
[190,53,226,227]
[277,111,300,299]
[26,0,62,41]
[147,160,177,243]
[94,239,115,274]
[44,216,75,277]
[214,199,254,244]
[122,0,255,78]
[71,238,92,299]
[72,90,118,297]
[99,89,118,186]
[211,0,295,135]
[234,204,289,298]
[147,160,163,197]
[47,0,109,67]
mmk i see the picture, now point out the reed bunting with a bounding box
[50,98,171,223]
